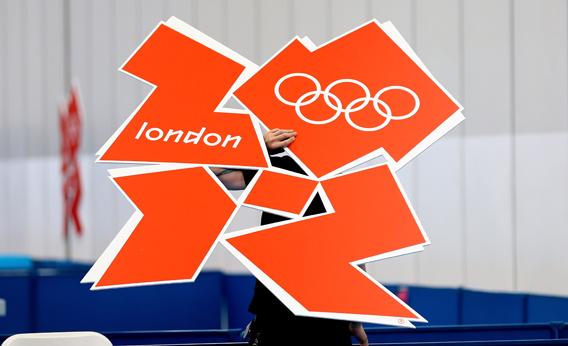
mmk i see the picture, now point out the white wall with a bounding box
[1,0,567,297]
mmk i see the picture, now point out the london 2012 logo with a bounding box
[275,73,420,131]
[84,16,463,327]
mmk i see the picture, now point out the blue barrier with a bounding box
[461,290,527,325]
[0,273,33,334]
[0,264,228,333]
[103,329,244,345]
[364,323,566,344]
[408,286,461,325]
[224,275,256,330]
[3,324,567,345]
[365,340,568,345]
[34,271,224,332]
[103,322,568,345]
[527,295,568,323]
[1,260,568,338]
[562,323,568,339]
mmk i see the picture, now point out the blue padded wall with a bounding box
[526,295,568,324]
[225,275,256,329]
[2,260,568,336]
[0,274,33,334]
[461,290,526,324]
[34,271,224,332]
[409,286,461,326]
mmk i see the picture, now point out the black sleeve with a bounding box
[241,169,258,187]
[248,154,327,317]
[269,155,307,175]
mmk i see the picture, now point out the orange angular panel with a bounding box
[235,22,460,177]
[244,171,318,215]
[227,165,426,319]
[96,167,236,287]
[99,24,267,168]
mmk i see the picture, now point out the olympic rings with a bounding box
[274,73,420,131]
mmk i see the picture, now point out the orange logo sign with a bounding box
[84,17,463,327]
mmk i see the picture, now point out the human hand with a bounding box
[263,128,297,150]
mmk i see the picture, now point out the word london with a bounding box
[135,122,242,148]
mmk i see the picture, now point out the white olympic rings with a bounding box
[274,73,420,131]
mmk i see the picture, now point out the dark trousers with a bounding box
[248,314,353,346]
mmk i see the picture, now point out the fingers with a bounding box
[270,128,295,137]
[273,130,296,142]
[281,135,295,146]
[264,128,297,150]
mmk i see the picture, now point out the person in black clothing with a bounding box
[213,128,368,346]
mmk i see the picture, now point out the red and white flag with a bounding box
[59,85,83,237]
